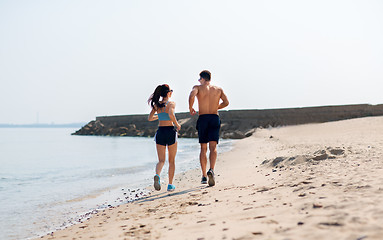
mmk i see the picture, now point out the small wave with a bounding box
[89,163,153,179]
[0,176,42,184]
[0,176,14,181]
[65,187,114,203]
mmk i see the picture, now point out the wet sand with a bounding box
[38,116,383,240]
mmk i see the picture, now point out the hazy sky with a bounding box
[1,0,382,124]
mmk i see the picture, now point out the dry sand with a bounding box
[38,116,383,240]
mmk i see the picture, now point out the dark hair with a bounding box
[148,84,171,108]
[199,70,211,81]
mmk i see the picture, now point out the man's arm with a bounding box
[218,89,229,110]
[188,86,199,115]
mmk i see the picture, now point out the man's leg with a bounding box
[207,141,217,186]
[208,141,217,170]
[200,143,208,177]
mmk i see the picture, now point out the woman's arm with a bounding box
[148,107,158,121]
[168,102,181,131]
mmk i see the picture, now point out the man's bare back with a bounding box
[189,80,229,116]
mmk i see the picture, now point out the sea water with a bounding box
[0,128,233,240]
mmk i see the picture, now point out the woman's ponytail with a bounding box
[148,84,170,109]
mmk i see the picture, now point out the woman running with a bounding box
[148,84,181,191]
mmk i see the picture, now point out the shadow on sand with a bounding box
[135,185,208,204]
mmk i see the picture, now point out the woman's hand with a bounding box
[175,123,181,131]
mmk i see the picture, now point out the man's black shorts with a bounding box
[155,126,177,146]
[196,114,221,144]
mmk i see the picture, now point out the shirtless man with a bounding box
[188,70,229,186]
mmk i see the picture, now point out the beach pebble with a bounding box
[313,203,323,208]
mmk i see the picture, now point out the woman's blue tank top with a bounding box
[157,102,171,121]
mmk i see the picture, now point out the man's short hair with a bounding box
[200,70,211,81]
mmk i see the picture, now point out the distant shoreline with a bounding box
[0,123,86,128]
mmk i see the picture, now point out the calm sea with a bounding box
[0,128,233,240]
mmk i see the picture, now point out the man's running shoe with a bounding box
[201,176,207,184]
[207,169,215,186]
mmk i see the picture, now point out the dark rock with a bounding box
[245,129,256,137]
[222,130,246,139]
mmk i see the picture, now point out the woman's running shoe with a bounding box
[154,174,161,191]
[167,184,176,192]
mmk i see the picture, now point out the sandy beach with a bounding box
[38,116,383,240]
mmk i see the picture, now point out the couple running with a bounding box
[148,70,229,191]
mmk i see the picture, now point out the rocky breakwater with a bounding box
[72,104,383,139]
[71,113,198,138]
